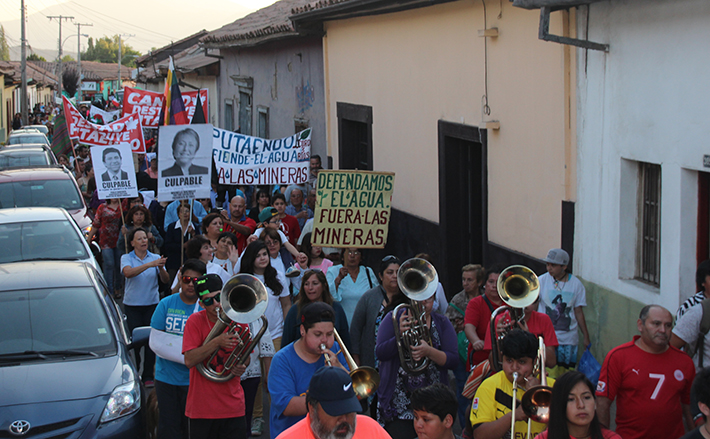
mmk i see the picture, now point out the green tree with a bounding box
[27,53,46,62]
[81,35,141,66]
[0,25,10,61]
[61,55,75,62]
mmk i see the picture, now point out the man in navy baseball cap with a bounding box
[276,367,390,439]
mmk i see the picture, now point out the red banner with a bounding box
[62,96,146,153]
[122,86,209,127]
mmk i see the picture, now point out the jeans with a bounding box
[454,359,471,428]
[188,417,246,439]
[241,377,260,438]
[155,380,189,439]
[101,247,121,295]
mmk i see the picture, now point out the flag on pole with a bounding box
[191,92,206,124]
[50,114,73,157]
[162,56,188,126]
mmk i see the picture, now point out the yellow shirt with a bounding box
[470,370,555,439]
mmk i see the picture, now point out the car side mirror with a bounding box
[128,326,151,350]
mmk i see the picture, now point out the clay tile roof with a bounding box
[201,0,313,48]
[290,0,352,16]
[28,60,131,81]
[1,61,58,86]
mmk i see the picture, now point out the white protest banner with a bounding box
[91,144,139,200]
[62,96,146,153]
[212,127,311,185]
[157,124,212,202]
[122,86,209,128]
[312,170,395,249]
[89,105,121,125]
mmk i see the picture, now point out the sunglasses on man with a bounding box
[200,292,221,307]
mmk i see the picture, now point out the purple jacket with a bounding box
[375,308,459,414]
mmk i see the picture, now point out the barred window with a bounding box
[636,162,661,285]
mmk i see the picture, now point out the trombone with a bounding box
[521,336,553,424]
[489,265,540,371]
[196,274,269,383]
[509,337,552,438]
[320,328,380,400]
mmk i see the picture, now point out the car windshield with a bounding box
[0,287,116,357]
[0,220,89,263]
[0,151,51,168]
[8,135,48,145]
[0,179,83,210]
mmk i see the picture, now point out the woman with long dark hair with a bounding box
[239,240,290,349]
[538,371,621,439]
[240,240,291,437]
[281,270,350,346]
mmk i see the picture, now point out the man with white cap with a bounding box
[536,248,590,376]
[276,367,390,439]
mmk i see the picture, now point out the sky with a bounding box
[0,0,279,57]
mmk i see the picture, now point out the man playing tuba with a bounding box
[183,274,250,439]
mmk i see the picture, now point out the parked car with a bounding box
[6,131,50,146]
[23,124,50,135]
[0,261,147,438]
[0,145,58,168]
[0,166,92,235]
[0,207,98,269]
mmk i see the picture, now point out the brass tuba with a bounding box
[392,258,439,375]
[489,265,540,371]
[196,274,269,383]
[520,336,553,423]
[320,328,380,400]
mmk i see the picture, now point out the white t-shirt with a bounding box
[672,303,710,371]
[536,272,586,345]
[242,317,275,380]
[255,271,289,340]
[169,261,231,290]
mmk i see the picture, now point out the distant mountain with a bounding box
[0,0,257,55]
[8,46,58,63]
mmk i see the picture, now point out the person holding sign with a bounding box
[101,147,129,182]
[326,248,379,325]
[162,128,209,177]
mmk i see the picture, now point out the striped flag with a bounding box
[162,56,188,126]
[50,114,73,157]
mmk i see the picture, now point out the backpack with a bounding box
[686,298,710,368]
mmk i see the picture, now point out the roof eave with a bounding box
[291,0,460,31]
[201,30,305,50]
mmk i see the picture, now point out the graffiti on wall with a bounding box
[296,80,315,113]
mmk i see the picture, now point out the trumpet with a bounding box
[393,258,438,375]
[489,265,540,371]
[196,274,269,383]
[320,328,380,400]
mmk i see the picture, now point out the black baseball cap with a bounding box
[308,367,361,416]
[195,273,223,297]
[299,302,335,326]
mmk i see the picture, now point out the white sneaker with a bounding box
[251,417,264,436]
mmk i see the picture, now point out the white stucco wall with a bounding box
[576,0,710,311]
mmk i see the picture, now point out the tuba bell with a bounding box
[196,274,269,383]
[392,258,439,375]
[489,265,540,371]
